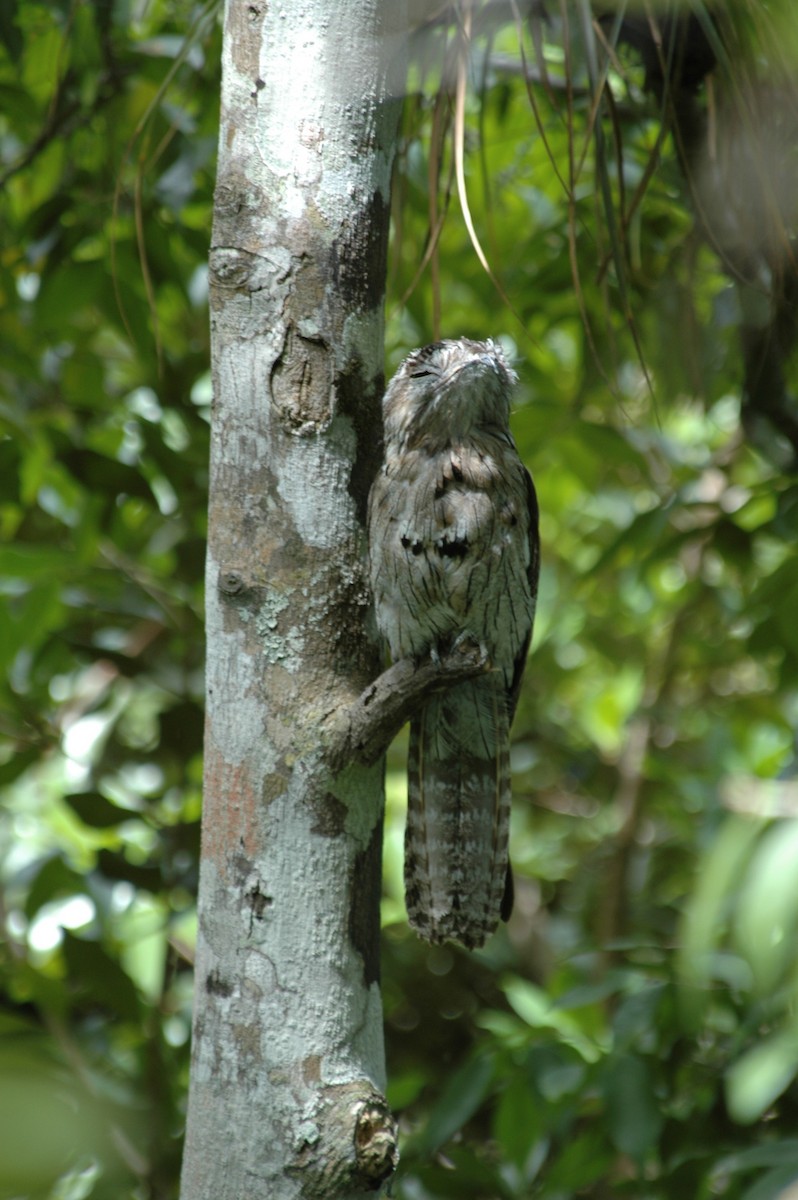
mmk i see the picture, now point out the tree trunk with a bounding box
[180,2,405,1196]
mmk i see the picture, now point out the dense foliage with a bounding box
[1,2,797,1198]
[0,3,215,1195]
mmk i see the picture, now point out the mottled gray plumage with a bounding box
[368,338,539,949]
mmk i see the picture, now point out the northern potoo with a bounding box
[368,338,539,950]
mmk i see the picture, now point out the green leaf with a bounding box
[494,1075,544,1167]
[677,815,766,1024]
[96,849,164,893]
[415,1054,495,1156]
[741,1166,798,1200]
[0,1051,88,1196]
[0,545,77,579]
[0,746,39,784]
[24,856,87,920]
[64,790,133,828]
[61,932,141,1021]
[544,1129,614,1192]
[503,977,606,1062]
[733,820,798,994]
[725,1030,798,1125]
[386,1067,427,1111]
[602,1053,663,1162]
[713,1140,798,1176]
[0,2,22,59]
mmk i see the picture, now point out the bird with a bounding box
[367,337,539,949]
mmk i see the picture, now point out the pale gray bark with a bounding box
[180,2,405,1196]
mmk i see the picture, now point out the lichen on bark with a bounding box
[180,2,407,1197]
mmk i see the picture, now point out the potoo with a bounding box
[368,338,539,950]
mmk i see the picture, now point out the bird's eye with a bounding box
[409,367,435,378]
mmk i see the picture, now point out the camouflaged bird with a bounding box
[368,338,539,949]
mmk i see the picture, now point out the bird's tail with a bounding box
[404,673,511,950]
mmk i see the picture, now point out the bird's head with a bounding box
[382,337,518,452]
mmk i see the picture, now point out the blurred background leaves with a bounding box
[1,1,798,1197]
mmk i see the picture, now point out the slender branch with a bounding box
[325,639,491,771]
[595,711,652,963]
[596,599,693,966]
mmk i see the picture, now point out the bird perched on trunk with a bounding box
[368,338,539,949]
